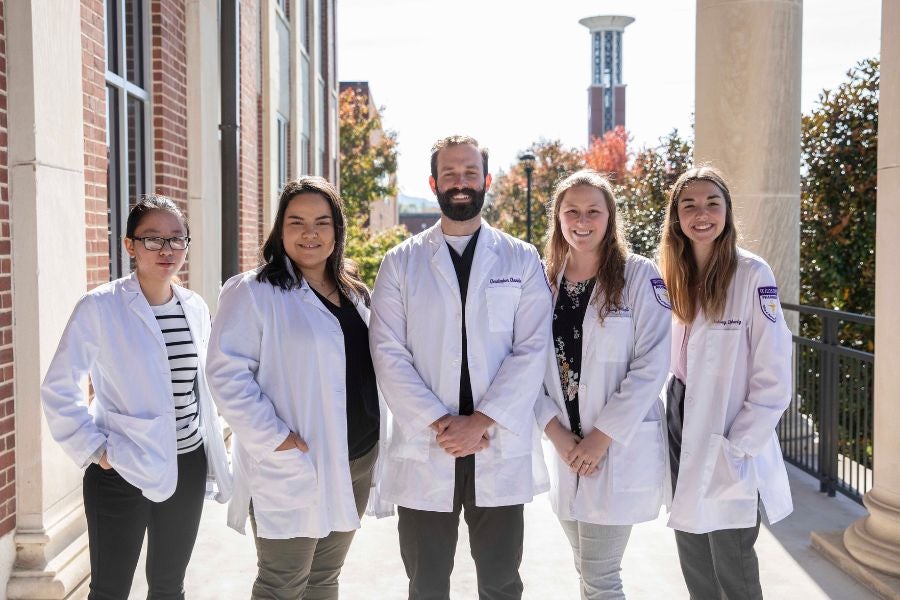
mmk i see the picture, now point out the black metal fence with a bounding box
[778,303,875,504]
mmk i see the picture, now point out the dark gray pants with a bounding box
[249,445,378,600]
[667,377,763,600]
[397,455,524,600]
[674,513,763,600]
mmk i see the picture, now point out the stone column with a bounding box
[6,1,90,598]
[693,0,802,307]
[186,0,224,310]
[843,0,900,579]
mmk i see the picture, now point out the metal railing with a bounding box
[778,303,875,504]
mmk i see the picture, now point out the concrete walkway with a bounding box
[130,463,875,599]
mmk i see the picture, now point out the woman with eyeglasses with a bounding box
[41,195,232,600]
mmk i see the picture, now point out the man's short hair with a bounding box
[430,135,490,180]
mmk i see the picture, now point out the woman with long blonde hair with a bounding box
[535,169,671,599]
[659,166,793,599]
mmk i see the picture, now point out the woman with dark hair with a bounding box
[41,195,232,599]
[659,166,793,599]
[534,170,671,599]
[206,176,381,600]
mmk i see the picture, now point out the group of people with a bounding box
[41,134,793,600]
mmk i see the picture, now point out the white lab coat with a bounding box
[667,248,793,534]
[369,221,552,512]
[41,273,232,503]
[206,262,388,539]
[534,254,671,525]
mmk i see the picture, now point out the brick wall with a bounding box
[82,0,108,290]
[239,0,263,271]
[150,0,190,283]
[0,0,15,537]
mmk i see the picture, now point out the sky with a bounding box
[337,0,883,201]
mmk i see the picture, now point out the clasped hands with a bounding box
[545,418,612,477]
[431,412,494,458]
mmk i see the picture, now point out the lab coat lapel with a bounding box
[124,273,166,351]
[173,285,205,361]
[426,223,463,307]
[466,222,498,297]
[283,256,337,320]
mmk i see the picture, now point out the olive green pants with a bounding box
[249,445,378,600]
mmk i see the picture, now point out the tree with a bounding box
[584,126,630,181]
[484,139,585,248]
[800,57,877,326]
[339,86,407,287]
[339,87,399,222]
[615,130,693,259]
[344,221,408,288]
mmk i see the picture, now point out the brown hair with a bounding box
[658,166,738,323]
[430,135,489,180]
[544,169,629,323]
[256,176,370,305]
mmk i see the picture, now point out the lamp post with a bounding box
[519,151,536,244]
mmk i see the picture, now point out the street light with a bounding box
[518,151,536,244]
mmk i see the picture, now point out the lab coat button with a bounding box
[579,384,587,392]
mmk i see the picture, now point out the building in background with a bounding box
[338,81,398,233]
[579,14,633,144]
[0,0,338,596]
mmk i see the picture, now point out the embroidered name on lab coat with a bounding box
[488,277,523,287]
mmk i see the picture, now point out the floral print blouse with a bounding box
[553,277,596,438]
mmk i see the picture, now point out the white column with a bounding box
[693,0,802,308]
[6,1,90,598]
[843,0,900,577]
[185,0,223,310]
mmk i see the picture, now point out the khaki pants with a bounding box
[249,445,378,600]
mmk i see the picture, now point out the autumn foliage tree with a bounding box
[584,126,630,180]
[338,87,399,222]
[615,130,692,258]
[483,140,584,246]
[338,86,407,287]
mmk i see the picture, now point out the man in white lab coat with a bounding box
[369,136,552,600]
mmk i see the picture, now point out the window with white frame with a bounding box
[106,0,150,279]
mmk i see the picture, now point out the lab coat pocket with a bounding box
[388,430,432,462]
[485,287,521,333]
[251,449,318,511]
[105,411,168,491]
[611,420,665,492]
[702,434,757,501]
[598,317,632,363]
[497,426,531,459]
[706,329,742,373]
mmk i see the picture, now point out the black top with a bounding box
[313,288,380,460]
[552,277,596,438]
[447,228,481,416]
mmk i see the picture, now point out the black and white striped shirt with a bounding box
[152,295,202,454]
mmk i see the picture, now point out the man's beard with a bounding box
[436,186,486,222]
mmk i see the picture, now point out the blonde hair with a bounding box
[544,169,629,323]
[658,166,738,323]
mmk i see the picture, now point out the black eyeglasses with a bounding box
[131,236,191,251]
